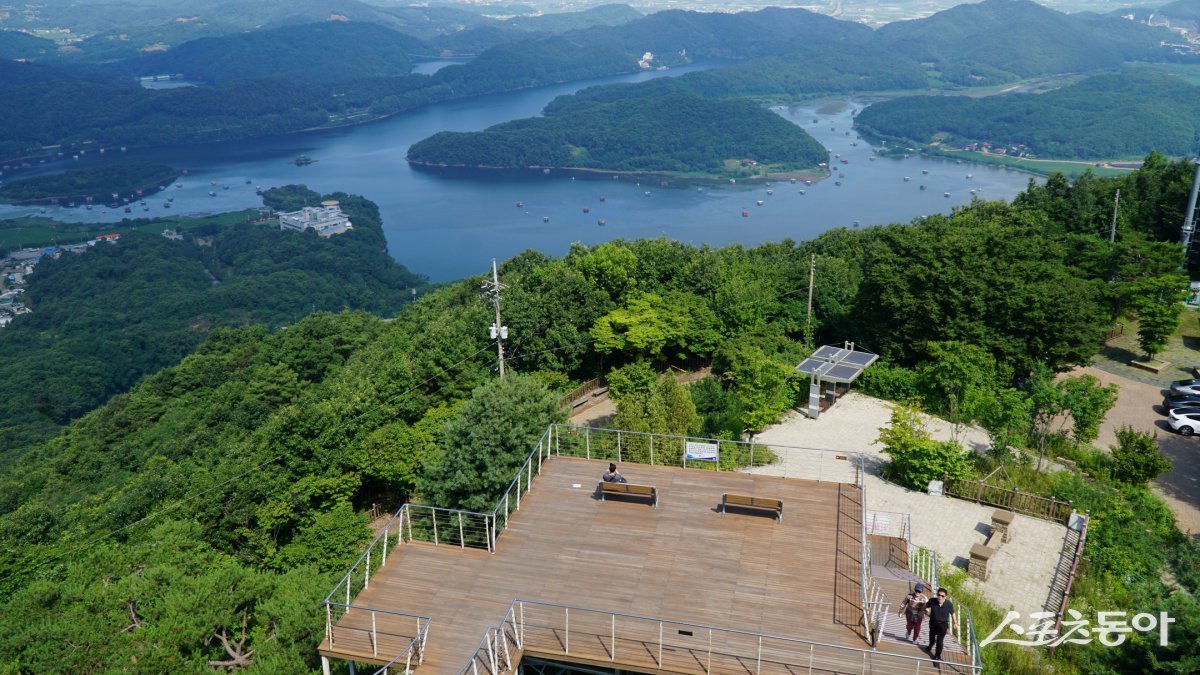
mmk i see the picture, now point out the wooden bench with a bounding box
[598,481,658,508]
[721,494,783,522]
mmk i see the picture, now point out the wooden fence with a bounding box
[559,377,607,410]
[943,478,1073,525]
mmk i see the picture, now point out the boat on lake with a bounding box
[293,155,316,165]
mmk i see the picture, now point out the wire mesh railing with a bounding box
[462,599,980,674]
[866,510,912,541]
[549,423,860,483]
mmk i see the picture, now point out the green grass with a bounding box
[935,148,1135,178]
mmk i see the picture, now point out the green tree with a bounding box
[1109,425,1171,485]
[420,374,565,511]
[1128,273,1188,359]
[917,341,1000,427]
[876,403,975,490]
[1056,374,1118,444]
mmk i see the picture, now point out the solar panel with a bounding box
[812,345,842,359]
[794,358,824,375]
[825,364,862,381]
[794,344,877,383]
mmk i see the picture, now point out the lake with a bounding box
[0,68,1037,281]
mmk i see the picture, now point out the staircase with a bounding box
[868,535,979,672]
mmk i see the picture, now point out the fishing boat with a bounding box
[124,206,131,213]
[293,155,316,165]
[597,219,606,226]
[543,216,550,223]
[944,192,951,197]
[599,195,606,201]
[798,190,806,195]
[922,170,929,175]
[583,207,590,213]
[209,191,217,197]
[756,200,764,206]
[904,177,911,182]
[742,210,749,217]
[516,201,523,208]
[766,189,773,195]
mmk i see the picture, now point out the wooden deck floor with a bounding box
[320,456,958,673]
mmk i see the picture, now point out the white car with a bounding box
[1168,407,1200,420]
[1169,412,1200,436]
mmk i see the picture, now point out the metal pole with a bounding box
[611,614,616,661]
[617,431,622,462]
[433,510,439,545]
[659,622,663,667]
[707,628,712,674]
[806,254,815,338]
[650,435,654,465]
[383,525,388,564]
[565,608,570,654]
[365,548,370,589]
[371,611,378,657]
[1181,160,1200,255]
[458,512,465,549]
[1110,189,1120,242]
[586,428,590,460]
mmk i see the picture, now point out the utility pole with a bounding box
[806,255,816,336]
[482,259,508,378]
[1109,189,1119,243]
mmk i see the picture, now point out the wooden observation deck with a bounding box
[319,453,976,674]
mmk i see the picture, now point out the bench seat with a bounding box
[598,481,657,508]
[721,493,783,522]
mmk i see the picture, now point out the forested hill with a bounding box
[436,4,643,53]
[0,187,426,457]
[407,80,827,175]
[0,29,54,60]
[106,22,420,84]
[1,3,1187,163]
[0,156,1195,672]
[876,0,1170,85]
[855,70,1200,159]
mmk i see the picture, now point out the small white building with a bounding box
[278,200,353,238]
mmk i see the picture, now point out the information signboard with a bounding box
[685,441,718,461]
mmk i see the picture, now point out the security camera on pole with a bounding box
[482,259,509,378]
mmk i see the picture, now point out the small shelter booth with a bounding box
[794,343,878,419]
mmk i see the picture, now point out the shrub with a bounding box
[877,403,974,490]
[1109,425,1171,485]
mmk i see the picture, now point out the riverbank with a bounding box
[407,159,831,185]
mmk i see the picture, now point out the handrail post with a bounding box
[756,636,762,675]
[707,628,712,674]
[433,510,439,545]
[517,472,522,510]
[519,601,525,649]
[383,525,388,565]
[458,511,465,549]
[611,613,616,661]
[565,607,570,654]
[586,427,590,460]
[658,622,663,667]
[326,603,334,646]
[345,574,350,609]
[371,610,378,658]
[617,430,622,462]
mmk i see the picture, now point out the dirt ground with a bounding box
[1072,366,1200,537]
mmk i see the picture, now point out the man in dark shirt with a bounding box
[924,587,955,661]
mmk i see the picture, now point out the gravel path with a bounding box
[754,393,1070,620]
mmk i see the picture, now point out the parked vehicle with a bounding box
[1169,412,1200,436]
[1170,379,1200,395]
[1168,406,1200,420]
[1163,394,1200,411]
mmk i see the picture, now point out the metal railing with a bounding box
[857,452,871,648]
[908,544,940,591]
[866,510,912,541]
[550,423,860,482]
[461,599,979,674]
[863,575,892,646]
[327,423,871,670]
[953,602,982,671]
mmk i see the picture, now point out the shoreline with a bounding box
[406,159,830,185]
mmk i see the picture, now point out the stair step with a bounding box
[878,611,969,655]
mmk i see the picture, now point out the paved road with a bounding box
[1072,366,1200,537]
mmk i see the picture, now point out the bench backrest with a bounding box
[724,494,782,510]
[600,482,655,496]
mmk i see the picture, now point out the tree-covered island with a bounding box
[406,81,828,179]
[0,163,179,205]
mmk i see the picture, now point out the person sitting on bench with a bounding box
[602,462,627,484]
